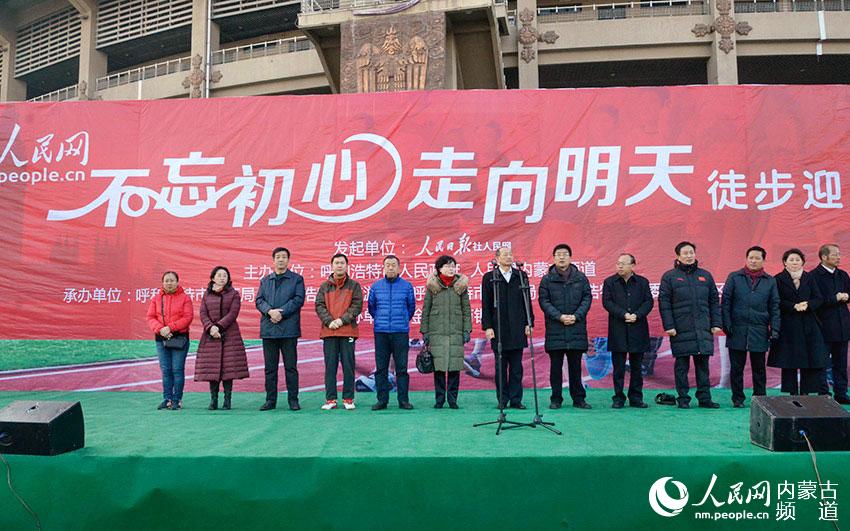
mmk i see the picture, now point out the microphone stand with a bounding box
[474,261,535,435]
[516,262,561,435]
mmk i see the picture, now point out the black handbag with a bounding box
[416,343,434,374]
[163,335,189,349]
[161,296,189,350]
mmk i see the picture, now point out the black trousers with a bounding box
[495,348,524,406]
[208,380,233,394]
[826,341,849,398]
[781,367,826,395]
[611,352,644,405]
[262,337,299,404]
[374,332,410,405]
[549,350,586,405]
[434,370,460,406]
[674,355,712,404]
[729,349,766,404]
[323,337,356,401]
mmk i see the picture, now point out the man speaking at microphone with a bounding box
[481,246,533,409]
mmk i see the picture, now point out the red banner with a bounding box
[1,86,848,340]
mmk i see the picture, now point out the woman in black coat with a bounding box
[767,249,830,395]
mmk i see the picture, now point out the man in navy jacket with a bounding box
[256,247,305,411]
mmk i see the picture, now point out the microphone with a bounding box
[514,261,526,269]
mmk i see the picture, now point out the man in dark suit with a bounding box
[481,246,532,409]
[602,253,654,409]
[256,246,306,411]
[811,244,850,404]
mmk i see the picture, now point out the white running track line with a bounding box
[73,342,554,392]
[71,341,594,392]
[74,347,379,392]
[0,341,323,381]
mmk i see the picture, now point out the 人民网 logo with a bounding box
[649,476,690,517]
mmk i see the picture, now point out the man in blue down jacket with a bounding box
[368,255,416,410]
[810,244,850,404]
[721,246,780,408]
[602,253,653,409]
[256,246,305,411]
[659,241,723,409]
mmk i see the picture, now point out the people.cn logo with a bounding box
[649,477,690,517]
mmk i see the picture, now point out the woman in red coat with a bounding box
[146,271,194,410]
[195,266,249,410]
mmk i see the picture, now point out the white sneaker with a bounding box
[321,399,338,410]
[343,398,356,410]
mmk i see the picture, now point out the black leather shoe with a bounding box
[289,401,301,411]
[573,402,592,409]
[511,403,527,410]
[259,401,276,411]
[434,403,444,409]
[372,402,388,411]
[157,400,170,410]
[448,403,459,409]
[399,402,414,410]
[549,402,562,410]
[835,395,850,405]
[497,402,508,410]
[699,401,720,409]
[612,402,624,409]
[678,402,690,409]
[732,401,745,408]
[630,402,648,409]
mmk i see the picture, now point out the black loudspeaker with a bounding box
[750,395,850,452]
[0,401,85,456]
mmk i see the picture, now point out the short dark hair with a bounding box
[619,253,636,265]
[435,255,456,270]
[207,265,232,293]
[162,271,179,282]
[675,241,696,255]
[819,244,839,260]
[331,253,348,264]
[383,255,400,265]
[272,247,290,259]
[746,246,766,260]
[782,248,806,264]
[552,244,572,256]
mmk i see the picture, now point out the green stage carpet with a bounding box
[0,389,847,530]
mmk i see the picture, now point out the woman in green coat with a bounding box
[421,255,473,409]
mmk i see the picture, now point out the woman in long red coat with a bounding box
[195,266,249,410]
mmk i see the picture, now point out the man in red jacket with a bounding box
[315,253,364,410]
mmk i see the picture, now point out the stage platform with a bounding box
[0,389,847,530]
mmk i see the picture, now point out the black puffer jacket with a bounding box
[538,264,592,352]
[658,260,721,357]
